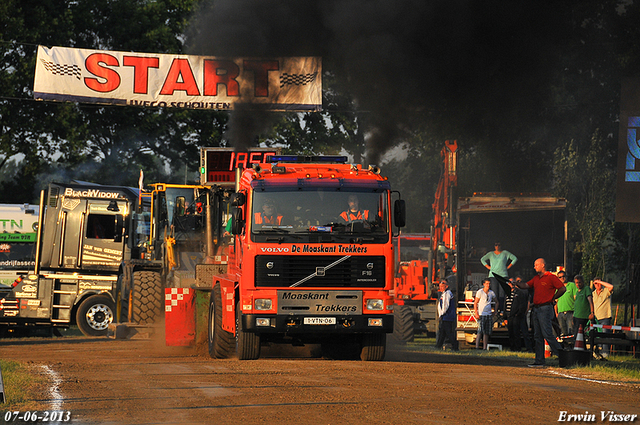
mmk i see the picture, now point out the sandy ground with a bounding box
[1,333,639,425]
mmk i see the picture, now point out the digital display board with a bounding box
[200,148,278,185]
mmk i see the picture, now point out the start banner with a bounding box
[33,45,322,111]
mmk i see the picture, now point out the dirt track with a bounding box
[1,334,639,425]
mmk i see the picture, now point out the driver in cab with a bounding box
[254,198,283,225]
[339,194,369,224]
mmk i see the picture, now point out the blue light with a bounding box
[267,155,348,164]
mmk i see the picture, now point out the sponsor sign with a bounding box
[617,78,640,222]
[34,46,322,111]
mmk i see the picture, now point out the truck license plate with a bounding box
[304,317,336,325]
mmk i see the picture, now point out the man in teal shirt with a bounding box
[555,271,577,337]
[480,242,518,310]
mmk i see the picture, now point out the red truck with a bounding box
[164,152,406,360]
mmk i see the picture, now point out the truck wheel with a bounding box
[360,333,386,361]
[391,305,414,344]
[208,283,234,359]
[236,302,261,360]
[76,295,115,337]
[132,271,163,324]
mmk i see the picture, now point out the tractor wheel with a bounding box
[208,283,234,359]
[360,333,386,361]
[76,295,115,337]
[236,302,261,360]
[390,305,415,344]
[132,271,163,324]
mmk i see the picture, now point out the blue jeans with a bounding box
[557,311,574,336]
[532,304,563,364]
[598,317,611,355]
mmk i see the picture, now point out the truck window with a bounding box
[251,190,389,243]
[86,214,116,239]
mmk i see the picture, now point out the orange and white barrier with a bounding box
[589,324,640,332]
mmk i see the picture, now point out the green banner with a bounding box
[0,233,36,242]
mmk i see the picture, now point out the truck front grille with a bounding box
[255,255,385,288]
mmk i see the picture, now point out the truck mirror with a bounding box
[231,208,245,235]
[231,192,246,207]
[394,199,406,228]
[114,215,124,242]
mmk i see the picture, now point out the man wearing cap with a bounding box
[515,258,566,367]
[435,280,459,351]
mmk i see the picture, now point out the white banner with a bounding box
[33,46,322,111]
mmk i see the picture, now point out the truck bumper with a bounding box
[242,314,393,334]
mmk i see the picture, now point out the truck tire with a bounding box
[391,305,415,344]
[208,283,234,359]
[236,302,261,360]
[76,295,115,337]
[360,333,386,361]
[132,271,163,324]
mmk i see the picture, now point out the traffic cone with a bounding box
[544,339,552,358]
[574,324,586,351]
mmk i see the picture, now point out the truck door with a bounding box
[79,201,125,272]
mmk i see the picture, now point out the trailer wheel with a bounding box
[76,295,115,337]
[208,283,234,359]
[390,305,414,344]
[360,333,386,361]
[236,302,261,360]
[132,271,163,324]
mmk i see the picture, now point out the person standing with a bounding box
[591,277,614,358]
[555,271,577,337]
[506,279,529,352]
[515,258,566,367]
[572,274,594,335]
[514,275,533,352]
[435,280,459,351]
[480,242,517,310]
[474,278,496,350]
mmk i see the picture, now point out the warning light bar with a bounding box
[267,155,348,164]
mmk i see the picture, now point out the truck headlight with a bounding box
[366,299,384,311]
[254,298,273,310]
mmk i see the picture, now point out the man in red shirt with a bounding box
[515,258,566,367]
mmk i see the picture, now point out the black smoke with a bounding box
[186,0,563,164]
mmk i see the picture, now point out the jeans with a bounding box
[435,319,459,350]
[519,312,533,351]
[598,317,611,356]
[557,311,574,336]
[531,304,562,364]
[507,314,522,351]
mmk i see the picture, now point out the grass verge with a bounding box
[404,336,640,384]
[0,360,51,411]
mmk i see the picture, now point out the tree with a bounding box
[0,0,227,202]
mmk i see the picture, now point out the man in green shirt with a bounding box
[555,271,577,337]
[572,274,594,334]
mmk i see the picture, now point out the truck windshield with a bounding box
[251,190,389,243]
